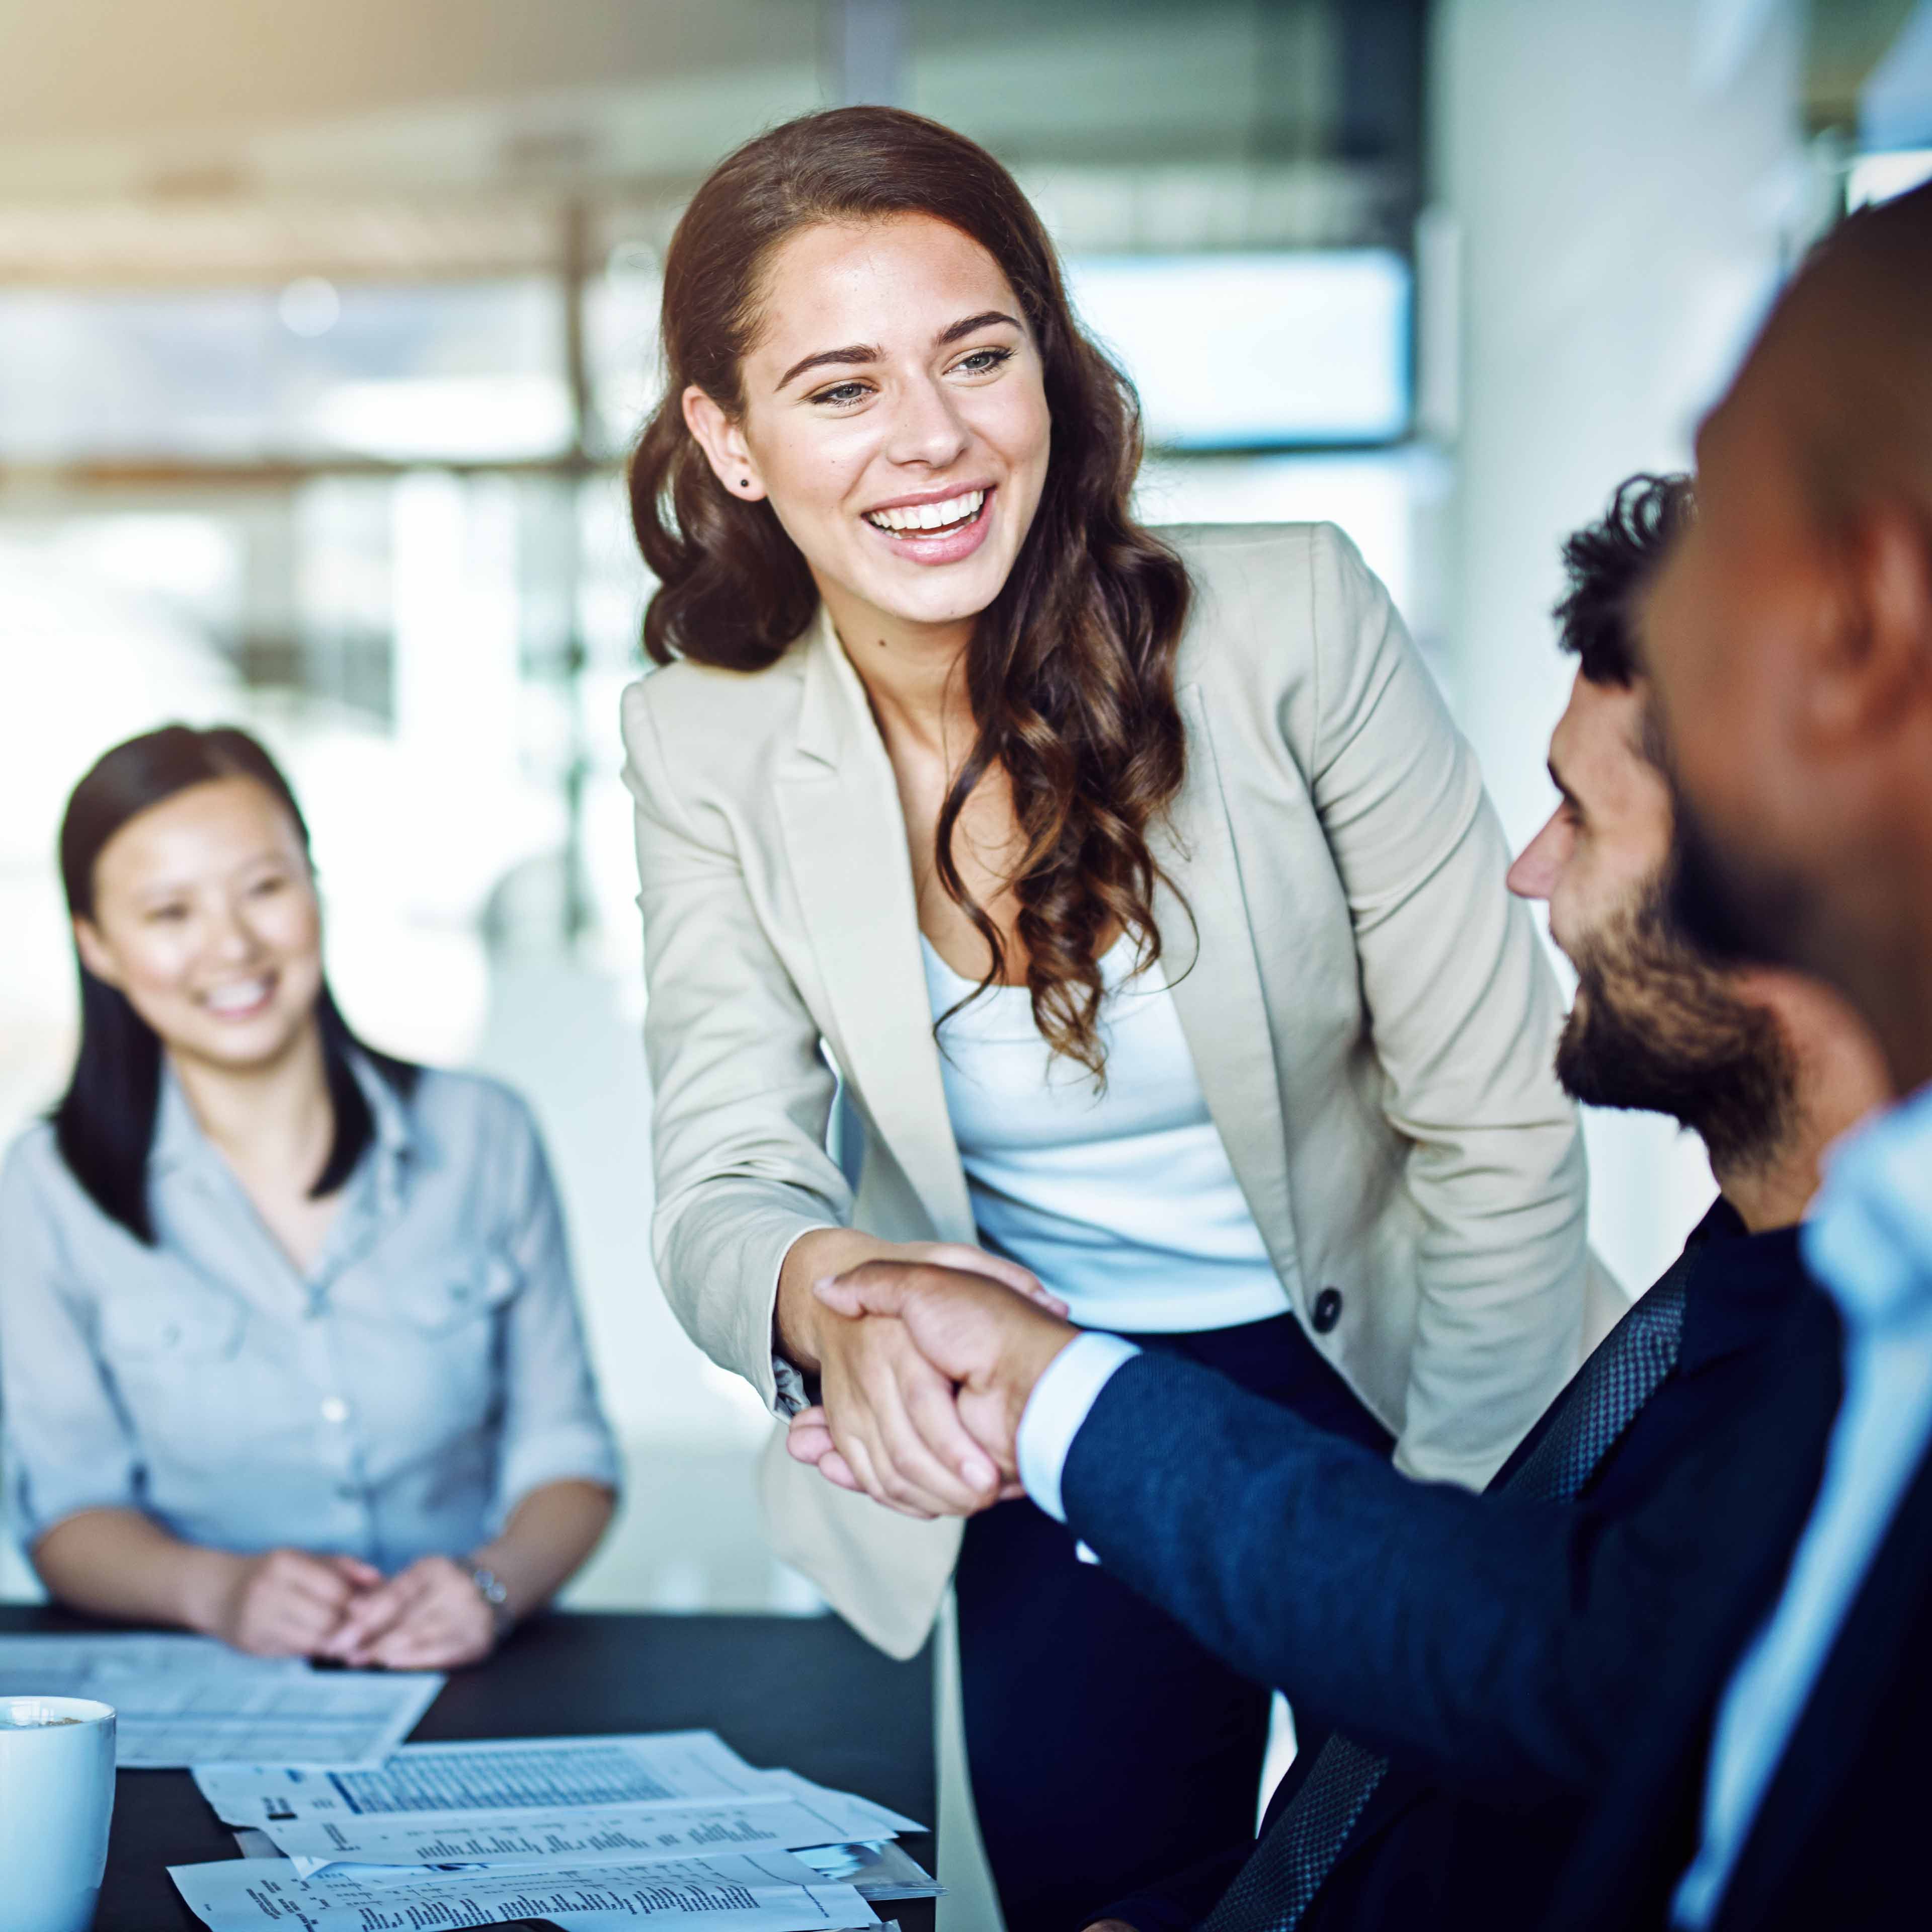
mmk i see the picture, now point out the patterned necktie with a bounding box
[1199,1253,1698,1932]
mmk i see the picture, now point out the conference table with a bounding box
[0,1604,937,1932]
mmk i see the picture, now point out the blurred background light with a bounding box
[277,274,342,337]
[1848,144,1932,203]
[1067,250,1411,449]
[308,373,574,461]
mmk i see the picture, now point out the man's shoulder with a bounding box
[1675,1222,1821,1375]
[1583,1229,1837,1521]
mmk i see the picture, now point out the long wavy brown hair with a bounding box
[628,106,1192,1075]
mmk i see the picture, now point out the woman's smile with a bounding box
[861,482,996,566]
[197,973,278,1021]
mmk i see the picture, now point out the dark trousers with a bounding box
[955,1312,1394,1932]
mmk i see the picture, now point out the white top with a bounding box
[922,933,1293,1333]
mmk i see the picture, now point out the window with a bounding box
[1065,250,1412,449]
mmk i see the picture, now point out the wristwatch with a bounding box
[466,1564,514,1636]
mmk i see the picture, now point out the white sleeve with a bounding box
[1015,1333,1142,1523]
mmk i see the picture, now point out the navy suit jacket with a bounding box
[1547,1427,1932,1930]
[1063,1206,1841,1932]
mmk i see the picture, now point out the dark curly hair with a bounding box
[1554,472,1695,691]
[627,106,1192,1077]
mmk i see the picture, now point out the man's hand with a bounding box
[800,1262,1079,1499]
[318,1555,500,1670]
[777,1238,1067,1519]
[206,1548,382,1657]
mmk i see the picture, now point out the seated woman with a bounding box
[0,724,619,1667]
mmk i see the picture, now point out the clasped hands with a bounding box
[785,1247,1082,1519]
[210,1549,501,1669]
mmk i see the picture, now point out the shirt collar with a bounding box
[357,1053,415,1216]
[1802,1082,1932,1331]
[148,1065,213,1180]
[149,1046,415,1198]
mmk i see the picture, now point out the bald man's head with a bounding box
[1640,180,1932,1092]
[1755,181,1932,533]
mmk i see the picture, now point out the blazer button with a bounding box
[1312,1286,1344,1334]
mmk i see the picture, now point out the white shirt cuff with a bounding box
[1016,1332,1142,1524]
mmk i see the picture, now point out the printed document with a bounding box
[169,1849,877,1932]
[0,1634,441,1769]
[195,1731,778,1826]
[259,1790,909,1871]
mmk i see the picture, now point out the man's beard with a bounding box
[1557,865,1798,1177]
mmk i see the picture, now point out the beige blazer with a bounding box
[622,523,1590,1659]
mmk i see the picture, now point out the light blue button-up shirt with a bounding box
[0,1059,620,1573]
[1672,1081,1932,1925]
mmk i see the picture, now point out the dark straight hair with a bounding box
[53,723,417,1246]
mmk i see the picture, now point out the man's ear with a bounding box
[681,386,766,502]
[72,916,121,990]
[1807,503,1932,748]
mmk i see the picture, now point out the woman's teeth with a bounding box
[865,489,986,535]
[203,978,271,1014]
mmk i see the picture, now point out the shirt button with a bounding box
[1312,1286,1344,1334]
[336,1483,359,1502]
[320,1397,349,1424]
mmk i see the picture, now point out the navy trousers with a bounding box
[954,1312,1394,1932]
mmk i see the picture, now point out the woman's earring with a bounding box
[739,477,750,489]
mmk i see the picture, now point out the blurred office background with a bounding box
[0,0,1928,1614]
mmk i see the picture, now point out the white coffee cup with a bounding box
[0,1697,116,1932]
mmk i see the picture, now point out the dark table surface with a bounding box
[0,1604,935,1932]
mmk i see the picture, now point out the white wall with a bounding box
[1429,0,1809,1296]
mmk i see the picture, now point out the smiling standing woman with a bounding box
[0,726,619,1669]
[622,108,1587,1930]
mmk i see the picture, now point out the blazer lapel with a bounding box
[774,614,975,1244]
[1153,684,1302,1286]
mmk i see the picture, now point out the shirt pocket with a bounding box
[390,1249,521,1336]
[98,1291,246,1365]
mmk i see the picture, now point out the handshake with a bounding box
[784,1249,1083,1520]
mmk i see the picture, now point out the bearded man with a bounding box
[792,474,1888,1932]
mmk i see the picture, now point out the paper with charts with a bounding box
[191,1730,815,1825]
[168,1848,877,1932]
[258,1784,917,1873]
[179,1729,936,1931]
[0,1634,442,1769]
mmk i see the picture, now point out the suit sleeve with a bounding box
[1301,524,1587,1486]
[622,676,849,1410]
[1061,1349,1718,1804]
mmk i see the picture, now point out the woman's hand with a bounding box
[205,1548,382,1658]
[777,1234,1066,1519]
[318,1556,499,1670]
[785,1402,1029,1508]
